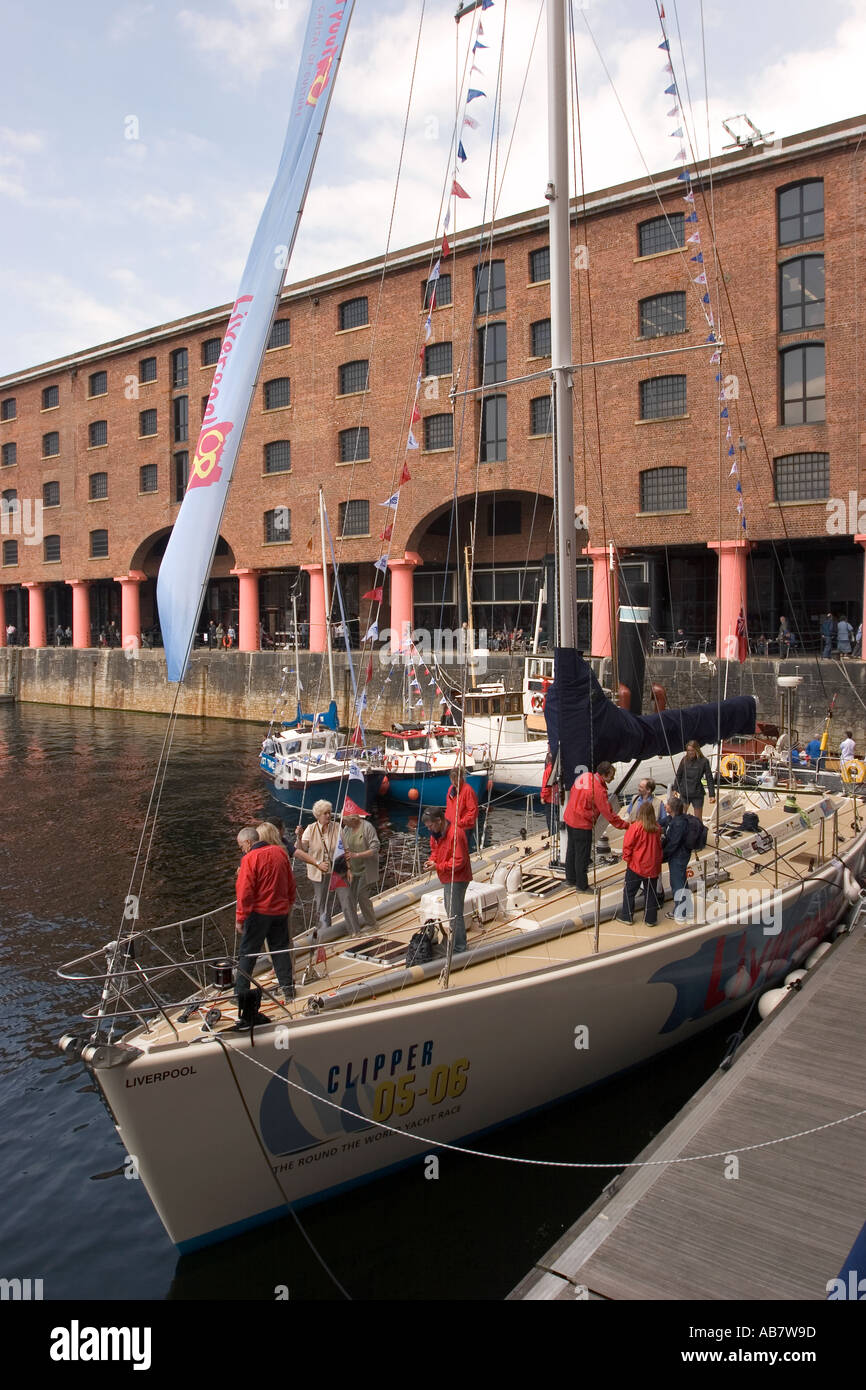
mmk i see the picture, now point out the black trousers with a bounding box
[621,869,660,925]
[236,912,293,998]
[565,826,592,890]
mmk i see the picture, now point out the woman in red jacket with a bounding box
[617,801,663,926]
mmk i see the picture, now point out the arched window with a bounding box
[777,180,823,246]
[779,255,824,332]
[264,508,291,543]
[90,529,109,558]
[780,343,825,424]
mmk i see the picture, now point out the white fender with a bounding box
[506,863,522,894]
[842,867,860,903]
[492,863,509,888]
[784,968,808,988]
[758,988,789,1019]
[805,942,832,968]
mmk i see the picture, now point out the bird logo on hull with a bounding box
[187,421,234,490]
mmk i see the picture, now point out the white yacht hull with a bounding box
[94,833,864,1251]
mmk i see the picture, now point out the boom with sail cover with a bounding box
[545,647,756,789]
[157,0,355,682]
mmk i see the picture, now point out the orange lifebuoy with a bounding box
[720,752,746,780]
[531,693,544,713]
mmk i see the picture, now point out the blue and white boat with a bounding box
[380,724,487,806]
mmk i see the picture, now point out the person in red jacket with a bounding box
[235,825,297,1010]
[445,767,479,840]
[422,806,472,954]
[562,760,628,891]
[540,749,558,832]
[617,802,663,925]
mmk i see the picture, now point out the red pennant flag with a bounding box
[452,179,470,199]
[350,726,364,747]
[442,232,450,258]
[365,658,373,683]
[362,587,384,602]
[411,404,420,423]
[400,463,411,485]
[380,525,393,540]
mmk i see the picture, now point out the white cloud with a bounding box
[0,127,44,154]
[178,0,305,84]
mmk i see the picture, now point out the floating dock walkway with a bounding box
[511,914,866,1301]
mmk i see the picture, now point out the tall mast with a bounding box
[547,0,577,650]
[319,485,335,703]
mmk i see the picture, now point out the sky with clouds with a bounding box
[1,0,864,376]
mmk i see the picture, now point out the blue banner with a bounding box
[158,0,355,681]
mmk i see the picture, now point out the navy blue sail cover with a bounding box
[545,648,756,789]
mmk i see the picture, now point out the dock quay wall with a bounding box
[1,648,864,743]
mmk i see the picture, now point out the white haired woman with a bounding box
[300,801,361,935]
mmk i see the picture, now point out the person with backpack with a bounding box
[617,802,664,925]
[662,796,693,921]
[674,740,715,816]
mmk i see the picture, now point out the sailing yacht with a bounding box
[58,0,866,1253]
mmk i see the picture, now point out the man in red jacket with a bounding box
[445,767,479,839]
[562,760,628,891]
[422,806,472,954]
[235,825,297,1010]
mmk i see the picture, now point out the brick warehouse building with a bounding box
[1,113,864,659]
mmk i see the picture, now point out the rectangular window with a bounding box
[201,338,221,366]
[89,472,108,500]
[1,442,16,467]
[89,420,108,447]
[778,180,824,246]
[480,395,507,462]
[0,398,16,421]
[264,507,292,543]
[530,319,551,357]
[339,427,370,462]
[2,540,17,566]
[479,322,507,385]
[475,260,506,313]
[264,440,292,473]
[640,467,687,511]
[88,371,108,397]
[424,414,453,451]
[639,292,686,338]
[529,247,550,283]
[174,451,189,502]
[171,347,189,388]
[173,396,189,443]
[423,273,452,309]
[781,344,825,425]
[424,342,452,377]
[202,395,210,418]
[42,431,60,457]
[773,452,829,502]
[140,408,157,437]
[338,360,369,395]
[530,396,552,436]
[44,534,61,562]
[264,378,291,410]
[42,385,59,410]
[90,529,109,559]
[43,481,60,507]
[639,375,687,420]
[638,213,685,257]
[486,500,521,536]
[268,318,291,349]
[780,256,825,332]
[139,464,158,493]
[339,297,369,331]
[339,499,370,536]
[139,357,157,384]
